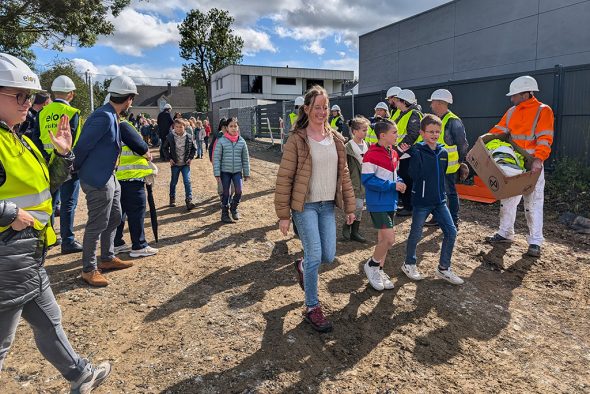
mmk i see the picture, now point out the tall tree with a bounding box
[40,61,94,117]
[178,9,243,110]
[179,64,208,112]
[0,0,131,64]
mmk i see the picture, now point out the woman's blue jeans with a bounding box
[291,201,336,307]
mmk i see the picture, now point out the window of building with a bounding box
[306,79,324,90]
[276,77,296,86]
[219,77,223,90]
[241,75,263,94]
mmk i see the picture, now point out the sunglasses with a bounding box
[0,91,35,105]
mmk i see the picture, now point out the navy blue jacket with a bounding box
[409,142,448,207]
[74,103,120,188]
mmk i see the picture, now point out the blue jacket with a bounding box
[409,142,448,207]
[361,143,402,212]
[74,103,121,188]
[213,135,250,177]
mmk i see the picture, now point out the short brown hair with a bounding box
[348,115,369,132]
[373,117,396,140]
[420,113,442,131]
[173,118,185,126]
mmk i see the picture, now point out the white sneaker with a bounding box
[364,259,384,291]
[380,270,395,289]
[129,246,159,258]
[435,267,464,285]
[401,263,423,281]
[114,244,131,255]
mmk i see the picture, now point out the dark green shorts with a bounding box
[369,211,396,229]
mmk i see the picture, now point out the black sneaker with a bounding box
[303,305,333,333]
[294,258,304,290]
[70,360,111,394]
[61,240,83,255]
[527,244,541,257]
[397,208,412,217]
[485,233,513,244]
[424,218,438,227]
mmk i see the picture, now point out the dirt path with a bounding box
[3,141,590,393]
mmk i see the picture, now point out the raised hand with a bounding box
[48,115,72,155]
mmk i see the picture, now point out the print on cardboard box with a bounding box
[466,133,541,200]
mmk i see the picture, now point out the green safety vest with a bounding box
[396,109,424,145]
[289,112,297,130]
[416,111,461,174]
[330,115,341,130]
[389,109,401,123]
[0,125,56,245]
[115,120,153,181]
[365,125,378,145]
[38,101,82,156]
[485,139,525,169]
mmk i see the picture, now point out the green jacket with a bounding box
[345,141,365,198]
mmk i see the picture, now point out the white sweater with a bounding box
[306,136,338,203]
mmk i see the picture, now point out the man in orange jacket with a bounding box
[485,75,554,257]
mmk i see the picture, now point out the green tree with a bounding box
[0,0,131,64]
[178,9,243,110]
[39,61,93,117]
[179,64,208,112]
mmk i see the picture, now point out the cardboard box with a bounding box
[466,133,540,199]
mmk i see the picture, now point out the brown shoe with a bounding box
[98,257,134,271]
[81,270,109,287]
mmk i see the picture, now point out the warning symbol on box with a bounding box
[489,176,499,191]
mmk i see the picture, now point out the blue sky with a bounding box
[32,0,449,86]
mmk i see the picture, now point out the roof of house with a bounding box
[134,85,196,108]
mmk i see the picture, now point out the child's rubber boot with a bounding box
[221,205,233,223]
[341,222,351,241]
[230,202,240,220]
[350,221,367,243]
[186,198,196,211]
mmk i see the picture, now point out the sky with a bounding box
[32,0,450,86]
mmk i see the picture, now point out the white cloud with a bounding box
[98,8,180,56]
[71,58,182,86]
[234,28,277,56]
[304,40,325,56]
[323,57,358,77]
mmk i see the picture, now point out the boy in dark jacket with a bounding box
[162,119,197,210]
[402,114,464,285]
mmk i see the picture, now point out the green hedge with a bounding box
[545,158,590,218]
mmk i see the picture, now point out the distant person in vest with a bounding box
[394,89,423,216]
[157,103,174,161]
[0,53,112,393]
[18,90,50,138]
[74,76,137,287]
[289,96,304,130]
[385,86,402,122]
[329,104,350,139]
[36,75,84,254]
[485,76,554,258]
[365,102,390,145]
[423,89,469,228]
[113,111,158,258]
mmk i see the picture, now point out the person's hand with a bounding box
[10,208,35,231]
[346,213,355,225]
[49,115,72,155]
[396,181,406,193]
[398,142,410,152]
[531,158,543,173]
[459,163,469,181]
[187,159,192,165]
[279,219,290,235]
[169,160,175,166]
[144,151,153,161]
[215,176,221,181]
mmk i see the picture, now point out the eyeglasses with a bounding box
[0,91,35,105]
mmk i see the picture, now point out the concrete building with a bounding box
[359,0,590,93]
[211,64,354,114]
[132,82,196,118]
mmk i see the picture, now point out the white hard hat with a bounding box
[331,104,341,112]
[506,75,539,96]
[385,86,402,99]
[428,89,453,104]
[294,96,304,107]
[397,89,417,105]
[163,103,172,110]
[108,75,138,95]
[51,75,76,92]
[103,93,111,105]
[374,102,389,111]
[0,53,42,91]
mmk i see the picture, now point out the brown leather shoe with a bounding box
[81,270,109,287]
[98,257,134,271]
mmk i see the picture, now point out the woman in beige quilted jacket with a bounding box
[274,85,356,333]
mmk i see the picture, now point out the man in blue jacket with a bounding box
[73,76,137,287]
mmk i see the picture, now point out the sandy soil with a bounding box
[3,140,590,393]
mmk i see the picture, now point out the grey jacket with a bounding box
[0,130,73,311]
[212,135,251,177]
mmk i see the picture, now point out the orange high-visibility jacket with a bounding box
[489,96,554,161]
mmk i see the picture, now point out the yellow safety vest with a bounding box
[0,126,56,245]
[289,112,297,130]
[365,125,378,145]
[415,111,461,174]
[115,120,153,181]
[38,101,81,156]
[396,109,424,145]
[330,115,341,130]
[389,109,401,123]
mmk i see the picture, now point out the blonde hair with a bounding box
[195,119,203,128]
[293,85,332,135]
[348,115,370,132]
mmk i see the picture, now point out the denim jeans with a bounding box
[170,165,192,200]
[196,139,204,158]
[50,189,61,228]
[405,203,457,269]
[220,172,242,207]
[0,286,87,381]
[114,180,148,250]
[445,173,459,226]
[59,175,80,246]
[291,201,336,307]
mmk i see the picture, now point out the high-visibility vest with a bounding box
[396,109,423,145]
[38,101,81,156]
[389,109,401,123]
[289,112,297,129]
[330,115,341,130]
[415,111,461,174]
[365,125,378,145]
[0,125,56,245]
[115,120,153,181]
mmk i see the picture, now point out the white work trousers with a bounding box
[497,169,545,246]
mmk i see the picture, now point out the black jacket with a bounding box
[408,142,448,207]
[157,110,174,138]
[162,133,196,164]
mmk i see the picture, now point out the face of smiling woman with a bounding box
[305,94,329,128]
[0,87,32,128]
